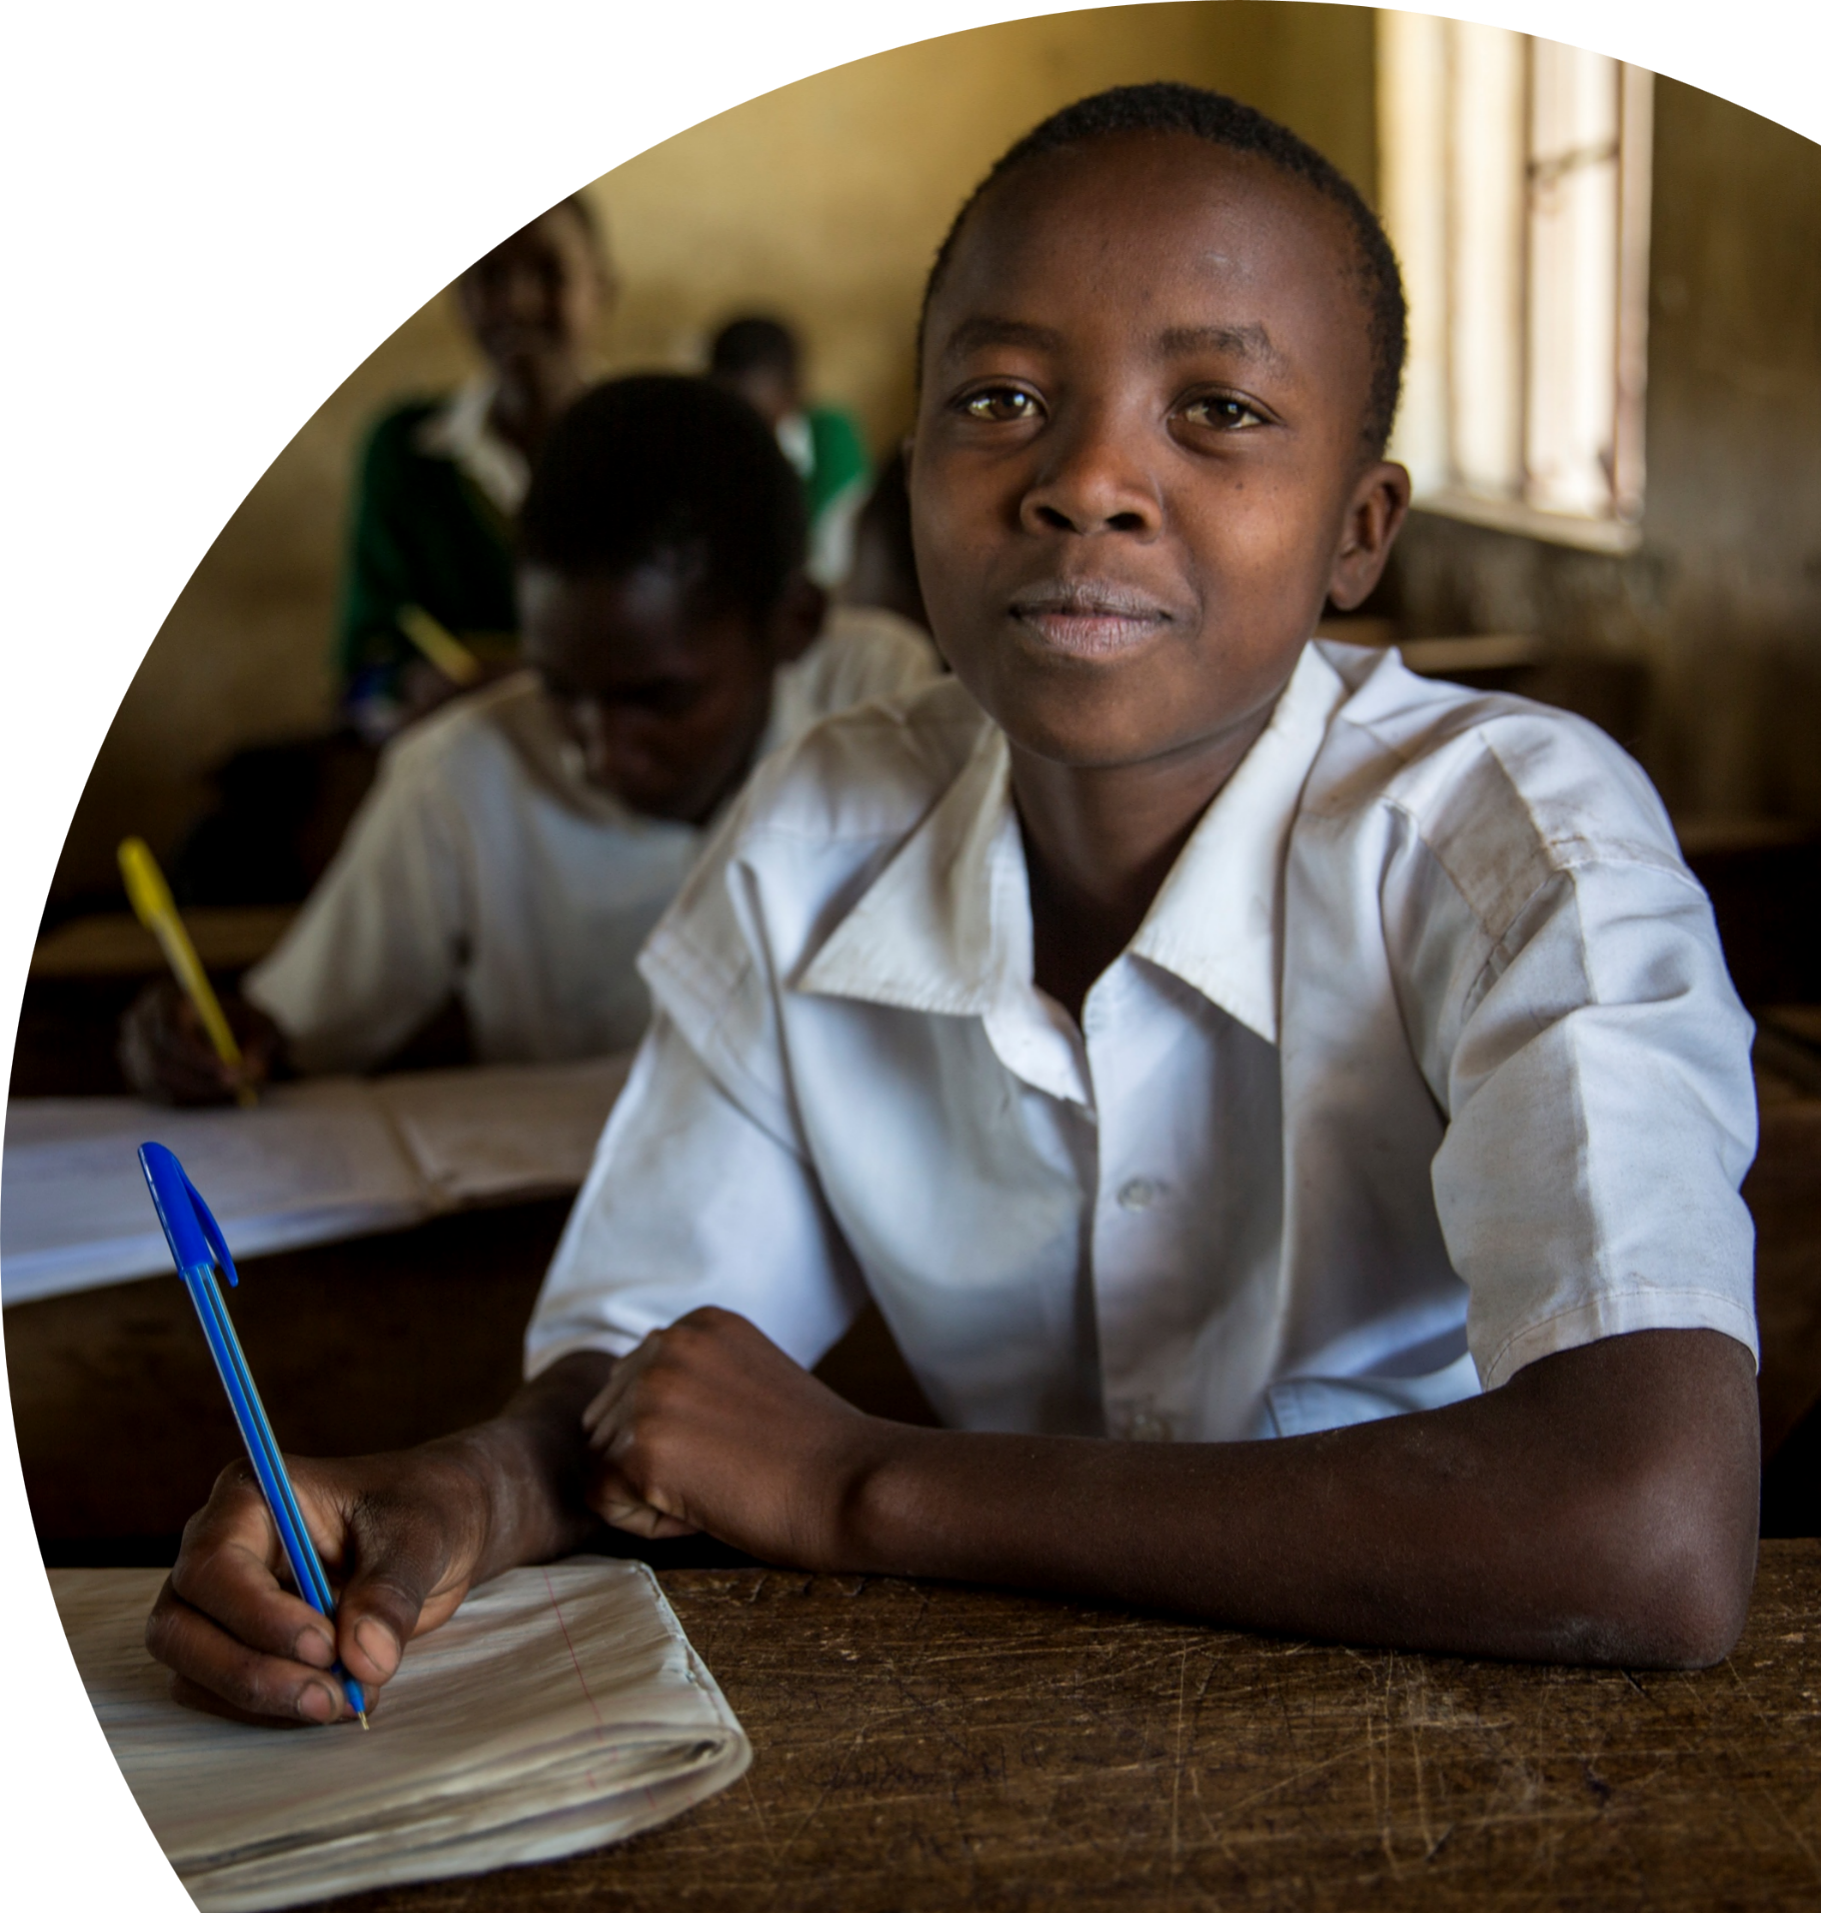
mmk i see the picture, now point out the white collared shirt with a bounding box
[526,641,1759,1441]
[246,607,939,1072]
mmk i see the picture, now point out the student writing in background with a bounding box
[122,376,937,1100]
[148,87,1760,1728]
[709,316,871,590]
[339,196,615,743]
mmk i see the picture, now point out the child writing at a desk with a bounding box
[147,86,1760,1725]
[123,375,937,1096]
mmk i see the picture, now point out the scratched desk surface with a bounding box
[313,1543,1821,1913]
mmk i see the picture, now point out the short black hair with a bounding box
[517,374,807,617]
[709,316,801,384]
[919,82,1407,455]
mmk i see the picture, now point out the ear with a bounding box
[762,572,827,665]
[1326,460,1412,612]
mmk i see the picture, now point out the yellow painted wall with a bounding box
[56,1,1378,900]
[591,1,1377,451]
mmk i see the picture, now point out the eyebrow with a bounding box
[939,315,1290,376]
[1155,323,1289,374]
[938,316,1064,362]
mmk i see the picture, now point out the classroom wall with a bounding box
[1379,75,1821,827]
[57,5,1821,905]
[52,1,1378,904]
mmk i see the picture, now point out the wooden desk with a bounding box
[311,1548,1821,1910]
[12,1073,1821,1558]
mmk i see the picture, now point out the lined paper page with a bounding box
[3,1056,633,1305]
[2,1085,425,1302]
[52,1560,749,1912]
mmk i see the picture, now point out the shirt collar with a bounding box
[414,376,530,517]
[1127,641,1346,1044]
[798,642,1346,1051]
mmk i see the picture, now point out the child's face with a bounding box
[520,559,789,826]
[910,134,1408,773]
[458,206,607,381]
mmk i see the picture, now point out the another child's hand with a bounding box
[118,978,284,1105]
[580,1309,886,1568]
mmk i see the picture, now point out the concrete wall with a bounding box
[53,1,1379,902]
[1379,75,1821,827]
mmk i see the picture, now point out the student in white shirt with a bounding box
[124,375,937,1095]
[148,86,1760,1726]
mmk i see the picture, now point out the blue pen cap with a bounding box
[139,1141,240,1288]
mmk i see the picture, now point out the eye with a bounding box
[956,384,1042,424]
[1180,392,1270,432]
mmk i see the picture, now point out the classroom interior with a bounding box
[10,0,1821,1653]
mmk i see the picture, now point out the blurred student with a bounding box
[843,448,928,634]
[708,316,870,588]
[339,196,615,742]
[121,376,937,1100]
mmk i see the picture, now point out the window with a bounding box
[1377,14,1654,550]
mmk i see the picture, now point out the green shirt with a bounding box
[801,405,870,524]
[335,398,520,703]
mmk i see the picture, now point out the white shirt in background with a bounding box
[246,606,939,1073]
[526,640,1759,1443]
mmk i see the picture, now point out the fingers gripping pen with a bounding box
[139,1142,370,1726]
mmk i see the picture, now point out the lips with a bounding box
[1007,580,1174,660]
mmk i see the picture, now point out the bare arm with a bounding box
[146,1352,614,1723]
[587,1314,1760,1668]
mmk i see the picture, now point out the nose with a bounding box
[568,699,620,787]
[1019,401,1163,539]
[569,698,667,796]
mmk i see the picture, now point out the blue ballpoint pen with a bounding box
[138,1141,370,1728]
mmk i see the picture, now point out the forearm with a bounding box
[841,1331,1759,1666]
[437,1352,618,1584]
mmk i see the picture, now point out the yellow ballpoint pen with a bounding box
[118,836,257,1108]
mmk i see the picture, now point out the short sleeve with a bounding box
[1430,851,1760,1388]
[243,747,468,1074]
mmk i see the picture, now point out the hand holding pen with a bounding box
[116,837,285,1106]
[137,1142,623,1727]
[119,979,284,1106]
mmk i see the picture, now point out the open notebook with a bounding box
[2,1054,632,1305]
[52,1560,750,1912]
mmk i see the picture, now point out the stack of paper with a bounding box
[2,1053,631,1305]
[52,1560,749,1911]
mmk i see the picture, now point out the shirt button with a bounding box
[1117,1177,1158,1211]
